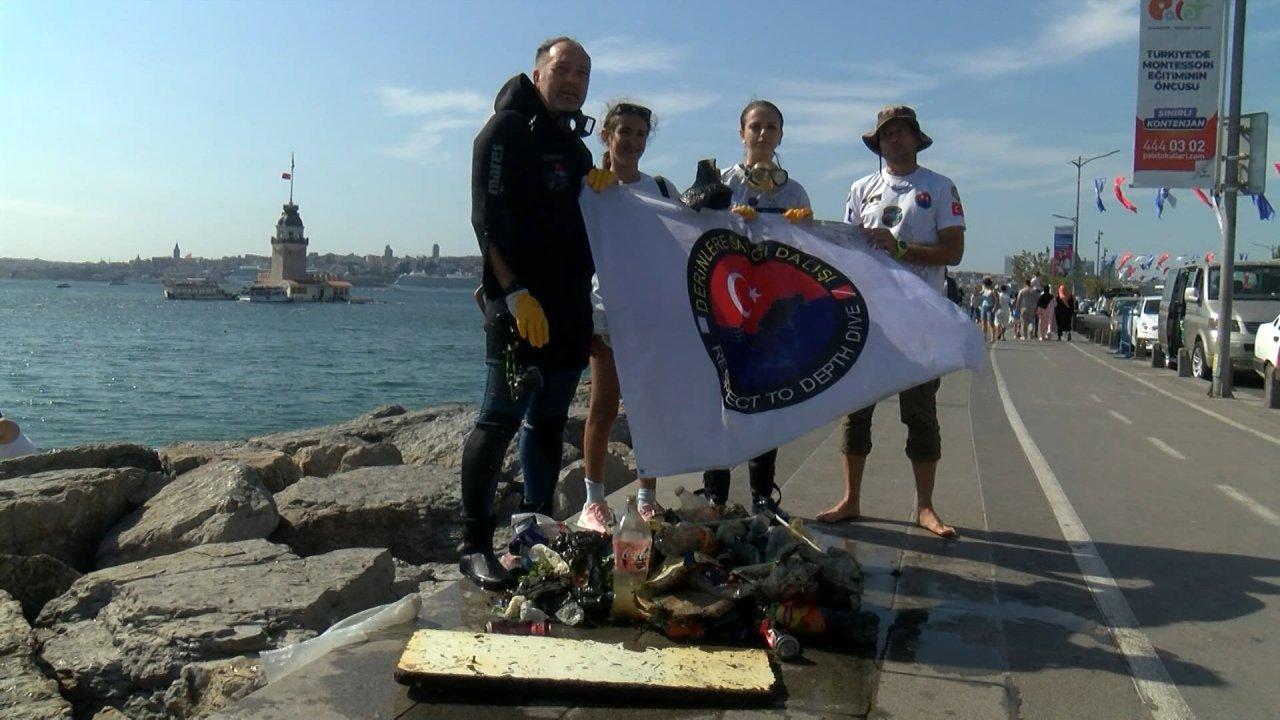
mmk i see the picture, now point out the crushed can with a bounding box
[759,620,802,661]
[485,619,550,637]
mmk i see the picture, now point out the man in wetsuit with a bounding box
[457,37,596,590]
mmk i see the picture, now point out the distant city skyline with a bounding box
[2,1,1278,270]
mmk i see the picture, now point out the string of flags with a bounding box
[1093,165,1277,221]
[1098,248,1249,282]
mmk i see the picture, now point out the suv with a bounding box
[1134,295,1161,357]
[1156,259,1280,379]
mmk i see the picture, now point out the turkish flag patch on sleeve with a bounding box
[951,201,964,216]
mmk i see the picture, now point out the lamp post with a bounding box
[1068,150,1120,296]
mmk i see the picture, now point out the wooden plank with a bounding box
[394,629,776,702]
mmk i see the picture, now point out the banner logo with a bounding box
[687,229,869,413]
[1148,0,1211,22]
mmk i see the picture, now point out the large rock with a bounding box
[159,444,299,493]
[0,554,81,622]
[0,590,73,720]
[0,468,162,571]
[96,462,279,568]
[554,453,635,519]
[270,464,460,564]
[386,405,479,468]
[0,443,161,481]
[249,404,423,455]
[337,441,403,472]
[291,442,353,478]
[160,656,263,719]
[35,540,398,719]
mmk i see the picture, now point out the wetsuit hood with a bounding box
[493,74,550,119]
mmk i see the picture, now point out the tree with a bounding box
[1009,250,1067,288]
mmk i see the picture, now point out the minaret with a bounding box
[173,243,181,259]
[269,154,308,283]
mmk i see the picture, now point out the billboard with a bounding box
[1132,0,1228,188]
[1052,226,1074,276]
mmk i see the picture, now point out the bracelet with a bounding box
[894,239,909,259]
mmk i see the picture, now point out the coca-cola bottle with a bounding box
[611,496,652,620]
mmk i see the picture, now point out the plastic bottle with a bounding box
[673,486,718,522]
[611,496,652,620]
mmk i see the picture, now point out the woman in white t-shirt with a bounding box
[702,100,812,520]
[580,101,676,533]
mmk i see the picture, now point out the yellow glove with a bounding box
[731,204,759,222]
[783,207,813,223]
[506,289,549,348]
[586,167,616,193]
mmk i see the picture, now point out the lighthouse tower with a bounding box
[268,203,308,282]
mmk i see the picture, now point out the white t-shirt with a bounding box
[844,166,965,294]
[721,164,811,212]
[0,432,37,459]
[591,172,676,336]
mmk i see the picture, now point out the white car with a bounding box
[1253,312,1280,381]
[1134,295,1161,356]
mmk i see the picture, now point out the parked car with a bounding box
[1109,297,1141,340]
[1134,295,1161,357]
[1254,312,1280,380]
[1156,259,1280,379]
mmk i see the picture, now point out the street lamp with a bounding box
[1068,150,1120,295]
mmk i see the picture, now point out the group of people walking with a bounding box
[969,275,1078,343]
[457,36,966,591]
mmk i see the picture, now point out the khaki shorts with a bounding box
[841,378,942,461]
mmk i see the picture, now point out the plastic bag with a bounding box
[259,593,420,684]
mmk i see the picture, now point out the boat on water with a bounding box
[394,271,476,291]
[163,278,234,300]
[55,283,71,289]
[108,277,128,286]
[237,285,291,303]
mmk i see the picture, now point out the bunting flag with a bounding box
[1255,193,1276,221]
[1192,187,1214,208]
[579,187,984,476]
[1156,252,1170,268]
[1113,176,1138,213]
[1139,254,1155,270]
[1116,251,1134,269]
[1094,178,1107,212]
[1274,162,1279,176]
[1240,253,1249,261]
[281,171,292,180]
[1205,252,1216,263]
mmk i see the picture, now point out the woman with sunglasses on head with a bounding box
[578,100,677,534]
[700,99,812,521]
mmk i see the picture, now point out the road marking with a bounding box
[1089,393,1104,404]
[1070,343,1280,448]
[1146,437,1187,460]
[1217,485,1280,526]
[1108,410,1134,425]
[991,350,1195,720]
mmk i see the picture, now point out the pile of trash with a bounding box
[485,489,877,661]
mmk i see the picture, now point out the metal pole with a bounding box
[1095,230,1103,290]
[1073,160,1083,296]
[1212,0,1246,398]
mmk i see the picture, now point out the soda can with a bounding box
[759,620,802,661]
[486,619,550,637]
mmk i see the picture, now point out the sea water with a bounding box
[0,279,487,449]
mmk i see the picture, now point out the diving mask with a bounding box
[746,162,789,191]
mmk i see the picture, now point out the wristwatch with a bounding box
[894,238,909,259]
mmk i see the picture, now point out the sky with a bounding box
[1,0,1278,272]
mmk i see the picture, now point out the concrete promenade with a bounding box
[222,335,1280,719]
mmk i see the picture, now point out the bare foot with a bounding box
[816,501,861,523]
[917,506,957,538]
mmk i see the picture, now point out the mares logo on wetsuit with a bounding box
[686,228,870,414]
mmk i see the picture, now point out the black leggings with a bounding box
[701,448,778,505]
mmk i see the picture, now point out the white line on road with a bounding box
[1217,485,1280,526]
[1108,410,1134,425]
[991,350,1195,720]
[1089,393,1104,404]
[1147,437,1188,460]
[1070,343,1280,448]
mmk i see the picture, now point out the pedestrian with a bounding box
[701,99,813,521]
[968,284,981,322]
[1015,278,1037,340]
[816,105,963,538]
[995,284,1011,341]
[0,411,37,459]
[457,36,597,590]
[1054,285,1077,341]
[1036,285,1057,340]
[578,100,675,533]
[979,276,997,342]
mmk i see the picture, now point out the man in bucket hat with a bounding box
[816,105,965,538]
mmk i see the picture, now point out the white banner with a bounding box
[580,187,985,478]
[1133,0,1228,188]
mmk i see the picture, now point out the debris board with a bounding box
[394,629,776,701]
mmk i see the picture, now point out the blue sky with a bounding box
[2,0,1277,271]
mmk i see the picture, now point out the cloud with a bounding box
[588,36,690,74]
[378,86,490,163]
[774,98,890,146]
[629,90,720,116]
[0,195,117,221]
[953,0,1135,78]
[377,87,488,116]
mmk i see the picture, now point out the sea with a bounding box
[0,278,488,450]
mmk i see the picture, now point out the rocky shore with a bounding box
[0,387,636,720]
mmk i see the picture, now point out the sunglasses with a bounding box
[610,103,652,122]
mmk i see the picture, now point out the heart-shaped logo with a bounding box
[687,229,869,413]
